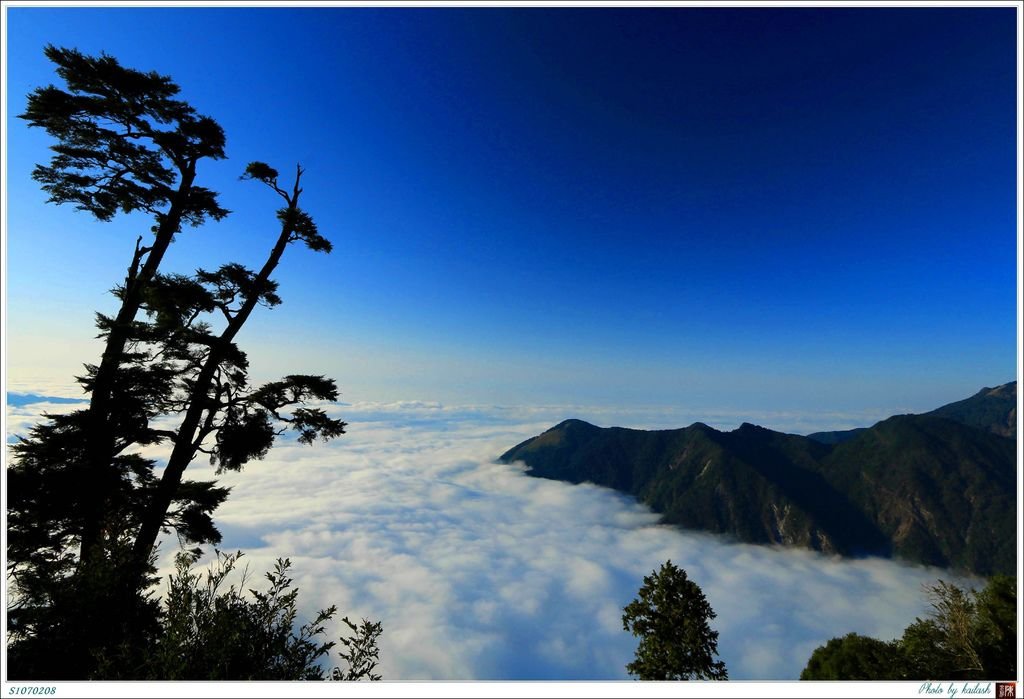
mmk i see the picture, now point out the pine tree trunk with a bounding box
[128,185,299,582]
[78,166,197,567]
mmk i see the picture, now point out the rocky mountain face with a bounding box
[499,383,1017,576]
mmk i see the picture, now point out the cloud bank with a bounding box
[194,401,972,680]
[6,397,974,680]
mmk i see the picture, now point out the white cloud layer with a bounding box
[6,397,977,681]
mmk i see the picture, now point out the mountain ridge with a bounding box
[499,382,1017,576]
[806,380,1017,444]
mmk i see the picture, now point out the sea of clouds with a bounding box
[5,395,977,681]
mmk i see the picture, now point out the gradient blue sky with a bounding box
[4,5,1020,426]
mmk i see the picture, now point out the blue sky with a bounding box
[4,5,1019,425]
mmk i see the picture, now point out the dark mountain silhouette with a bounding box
[805,427,867,445]
[926,381,1016,438]
[806,381,1016,444]
[499,384,1017,576]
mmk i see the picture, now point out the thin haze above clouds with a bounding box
[5,397,977,680]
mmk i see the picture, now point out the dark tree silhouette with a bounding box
[903,577,1017,680]
[800,576,1017,681]
[18,45,229,571]
[145,551,382,681]
[7,47,349,679]
[125,160,344,588]
[799,633,902,680]
[621,560,728,681]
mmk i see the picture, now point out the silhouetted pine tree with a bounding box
[7,47,347,679]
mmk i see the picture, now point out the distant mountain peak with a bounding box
[928,380,1016,438]
[552,418,594,430]
[981,381,1016,398]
